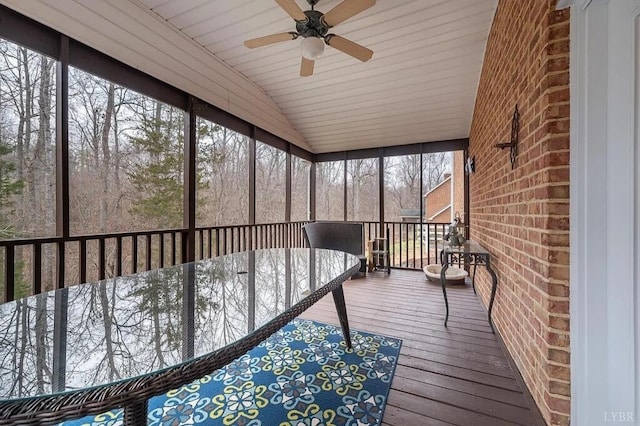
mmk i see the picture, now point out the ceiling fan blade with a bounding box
[275,0,307,21]
[300,57,315,77]
[325,34,373,62]
[322,0,376,27]
[244,32,297,48]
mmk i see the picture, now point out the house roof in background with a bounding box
[399,208,421,218]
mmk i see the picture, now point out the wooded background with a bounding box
[0,38,454,297]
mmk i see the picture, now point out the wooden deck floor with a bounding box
[299,269,545,426]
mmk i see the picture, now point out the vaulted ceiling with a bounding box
[1,0,496,153]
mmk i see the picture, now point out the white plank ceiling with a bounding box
[1,0,496,153]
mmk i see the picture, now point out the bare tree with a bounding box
[346,158,377,221]
[291,156,310,221]
[255,142,285,223]
[316,161,343,220]
[197,119,249,226]
[423,152,451,192]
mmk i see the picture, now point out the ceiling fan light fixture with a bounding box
[300,36,325,60]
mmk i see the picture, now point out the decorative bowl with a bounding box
[423,264,468,285]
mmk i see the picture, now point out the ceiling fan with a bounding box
[244,0,375,77]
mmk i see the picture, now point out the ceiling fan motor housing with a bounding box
[296,10,330,38]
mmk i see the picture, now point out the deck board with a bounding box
[299,269,545,426]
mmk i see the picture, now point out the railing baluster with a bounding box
[242,227,247,251]
[231,228,236,253]
[223,228,228,255]
[412,223,416,269]
[57,242,66,290]
[158,232,164,268]
[426,223,431,265]
[99,238,106,280]
[401,223,405,268]
[434,225,440,264]
[419,222,423,270]
[261,225,265,248]
[79,239,87,284]
[398,224,402,268]
[4,244,15,302]
[145,234,152,271]
[33,243,42,295]
[132,236,138,273]
[171,232,176,266]
[254,225,258,250]
[116,236,122,277]
[405,223,411,268]
[405,223,409,268]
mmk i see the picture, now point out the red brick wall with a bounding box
[431,208,451,224]
[424,178,451,221]
[468,1,570,425]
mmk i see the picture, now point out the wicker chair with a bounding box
[302,222,367,277]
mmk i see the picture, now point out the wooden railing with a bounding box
[0,220,454,303]
[0,222,310,303]
[360,221,451,270]
[194,222,309,259]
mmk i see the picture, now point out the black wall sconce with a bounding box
[494,104,520,169]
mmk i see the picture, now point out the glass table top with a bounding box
[442,240,490,255]
[0,248,359,400]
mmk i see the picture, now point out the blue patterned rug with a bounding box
[60,319,402,426]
